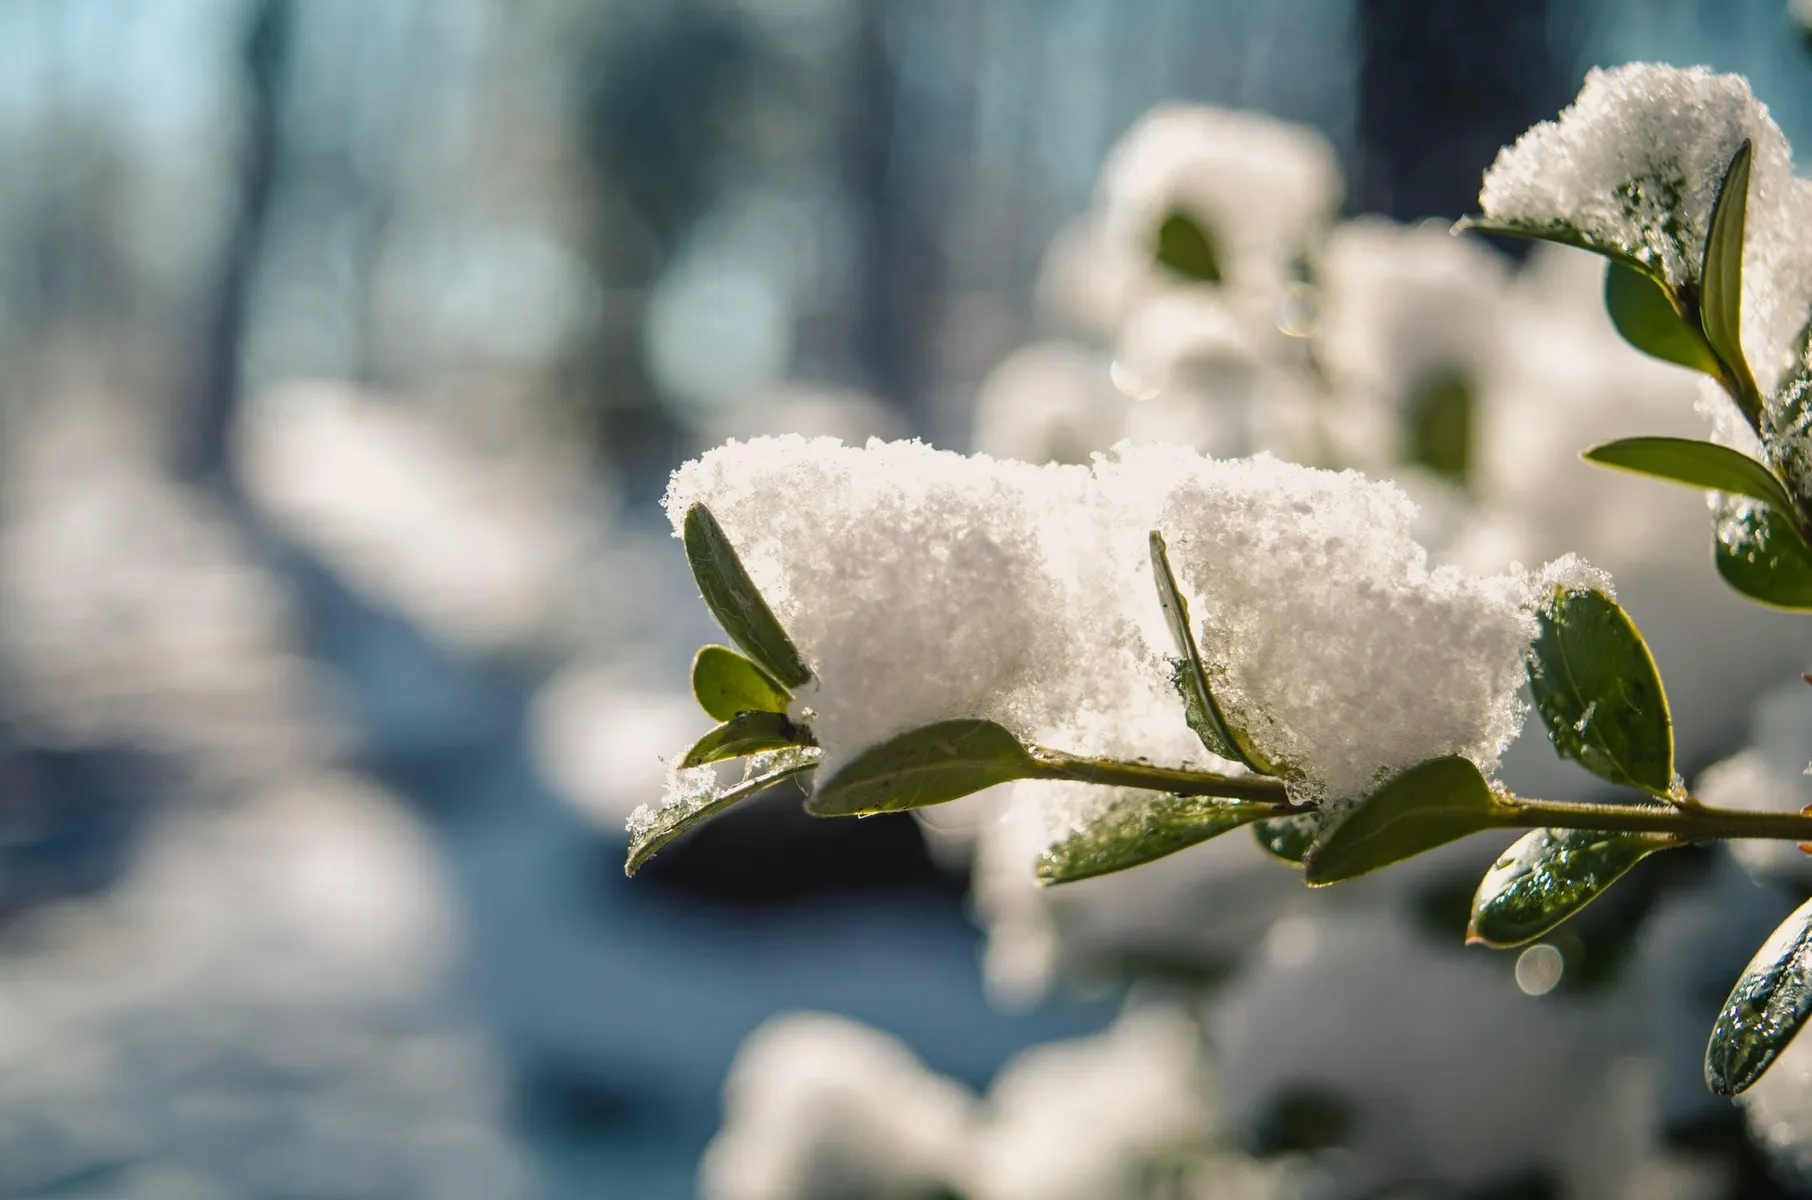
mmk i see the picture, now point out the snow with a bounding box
[1099,104,1340,300]
[238,381,604,659]
[0,773,526,1198]
[699,1012,978,1200]
[1317,217,1509,442]
[1097,445,1539,803]
[666,437,1546,803]
[0,395,341,787]
[701,1005,1306,1200]
[1477,63,1812,395]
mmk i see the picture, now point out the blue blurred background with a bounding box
[0,2,1810,1197]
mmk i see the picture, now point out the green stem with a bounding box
[1028,746,1812,843]
[1027,747,1298,806]
[1503,796,1812,843]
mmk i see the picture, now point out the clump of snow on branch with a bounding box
[664,435,1175,772]
[1098,445,1539,803]
[666,437,1546,806]
[1477,63,1812,393]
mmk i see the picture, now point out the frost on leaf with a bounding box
[625,747,821,875]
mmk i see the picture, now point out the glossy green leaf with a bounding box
[1406,369,1473,486]
[1037,793,1278,886]
[1715,497,1812,610]
[806,719,1045,816]
[678,710,808,768]
[1149,531,1273,773]
[1701,139,1764,425]
[1604,262,1722,376]
[625,747,821,876]
[1582,436,1799,519]
[1467,827,1674,948]
[1253,813,1319,864]
[1303,757,1510,885]
[1528,586,1675,799]
[1706,897,1812,1096]
[1153,210,1222,284]
[682,504,812,688]
[691,644,790,722]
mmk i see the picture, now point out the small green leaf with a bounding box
[682,504,812,688]
[1603,262,1722,376]
[1467,827,1674,948]
[678,710,808,768]
[1706,897,1812,1096]
[691,645,791,722]
[1149,531,1274,773]
[806,719,1046,816]
[1701,139,1764,427]
[1715,497,1812,610]
[1528,585,1675,799]
[1303,757,1510,885]
[1583,436,1799,519]
[1253,813,1319,864]
[1153,209,1222,284]
[1037,793,1278,886]
[1406,369,1474,486]
[625,747,821,876]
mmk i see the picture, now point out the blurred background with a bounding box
[6,1,1812,1197]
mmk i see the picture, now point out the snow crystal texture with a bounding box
[667,437,1545,805]
[1478,63,1812,394]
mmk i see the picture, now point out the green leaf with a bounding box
[1467,827,1674,948]
[1406,369,1473,486]
[678,710,808,768]
[1153,209,1222,284]
[805,719,1046,816]
[1036,793,1278,886]
[1603,262,1722,376]
[1582,436,1799,519]
[1454,217,1665,284]
[1253,813,1319,864]
[1701,139,1764,426]
[1303,757,1510,885]
[691,645,791,722]
[1715,497,1812,610]
[1148,531,1274,773]
[1706,897,1812,1096]
[1528,585,1675,799]
[682,504,812,688]
[625,747,821,876]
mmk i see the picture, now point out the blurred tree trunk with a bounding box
[175,0,289,486]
